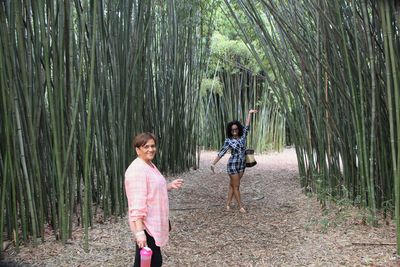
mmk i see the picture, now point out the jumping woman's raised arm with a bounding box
[245,109,258,127]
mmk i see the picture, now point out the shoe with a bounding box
[226,205,231,211]
[239,207,246,213]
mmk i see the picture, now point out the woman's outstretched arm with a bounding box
[211,156,221,173]
[245,109,258,127]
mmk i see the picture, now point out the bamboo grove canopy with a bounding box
[0,0,208,251]
[1,0,400,255]
[223,0,400,254]
[0,0,286,252]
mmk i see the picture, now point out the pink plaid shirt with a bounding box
[125,157,169,247]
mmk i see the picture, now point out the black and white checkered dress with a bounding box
[217,126,249,174]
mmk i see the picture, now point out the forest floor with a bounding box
[1,148,399,267]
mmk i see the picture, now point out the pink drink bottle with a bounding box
[140,246,153,267]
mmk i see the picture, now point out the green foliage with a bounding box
[211,32,251,59]
[199,4,286,152]
[208,32,260,74]
[200,78,223,96]
[212,2,242,40]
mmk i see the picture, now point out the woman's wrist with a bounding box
[135,230,145,237]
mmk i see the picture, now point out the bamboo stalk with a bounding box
[361,0,377,224]
[382,0,400,254]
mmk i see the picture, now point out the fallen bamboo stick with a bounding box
[352,242,396,246]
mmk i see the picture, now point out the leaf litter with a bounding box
[1,148,399,266]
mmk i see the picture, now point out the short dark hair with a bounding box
[226,120,243,138]
[132,132,157,149]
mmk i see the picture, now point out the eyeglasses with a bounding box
[231,127,239,132]
[140,144,156,150]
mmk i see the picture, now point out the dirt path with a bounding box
[2,149,399,266]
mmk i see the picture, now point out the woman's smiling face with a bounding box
[231,124,239,137]
[136,138,157,163]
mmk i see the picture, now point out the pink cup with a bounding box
[140,246,153,267]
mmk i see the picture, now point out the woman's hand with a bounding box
[246,109,258,126]
[135,231,147,248]
[168,179,184,190]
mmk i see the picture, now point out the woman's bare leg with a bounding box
[226,184,234,210]
[237,171,246,212]
[229,174,244,210]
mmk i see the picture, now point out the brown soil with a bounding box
[1,148,399,266]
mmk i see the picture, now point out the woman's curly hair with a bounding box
[226,120,243,138]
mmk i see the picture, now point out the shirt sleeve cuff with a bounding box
[129,208,147,221]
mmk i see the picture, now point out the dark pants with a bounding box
[133,230,162,267]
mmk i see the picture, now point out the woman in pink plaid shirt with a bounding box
[125,132,183,267]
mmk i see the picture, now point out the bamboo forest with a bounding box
[1,0,400,265]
